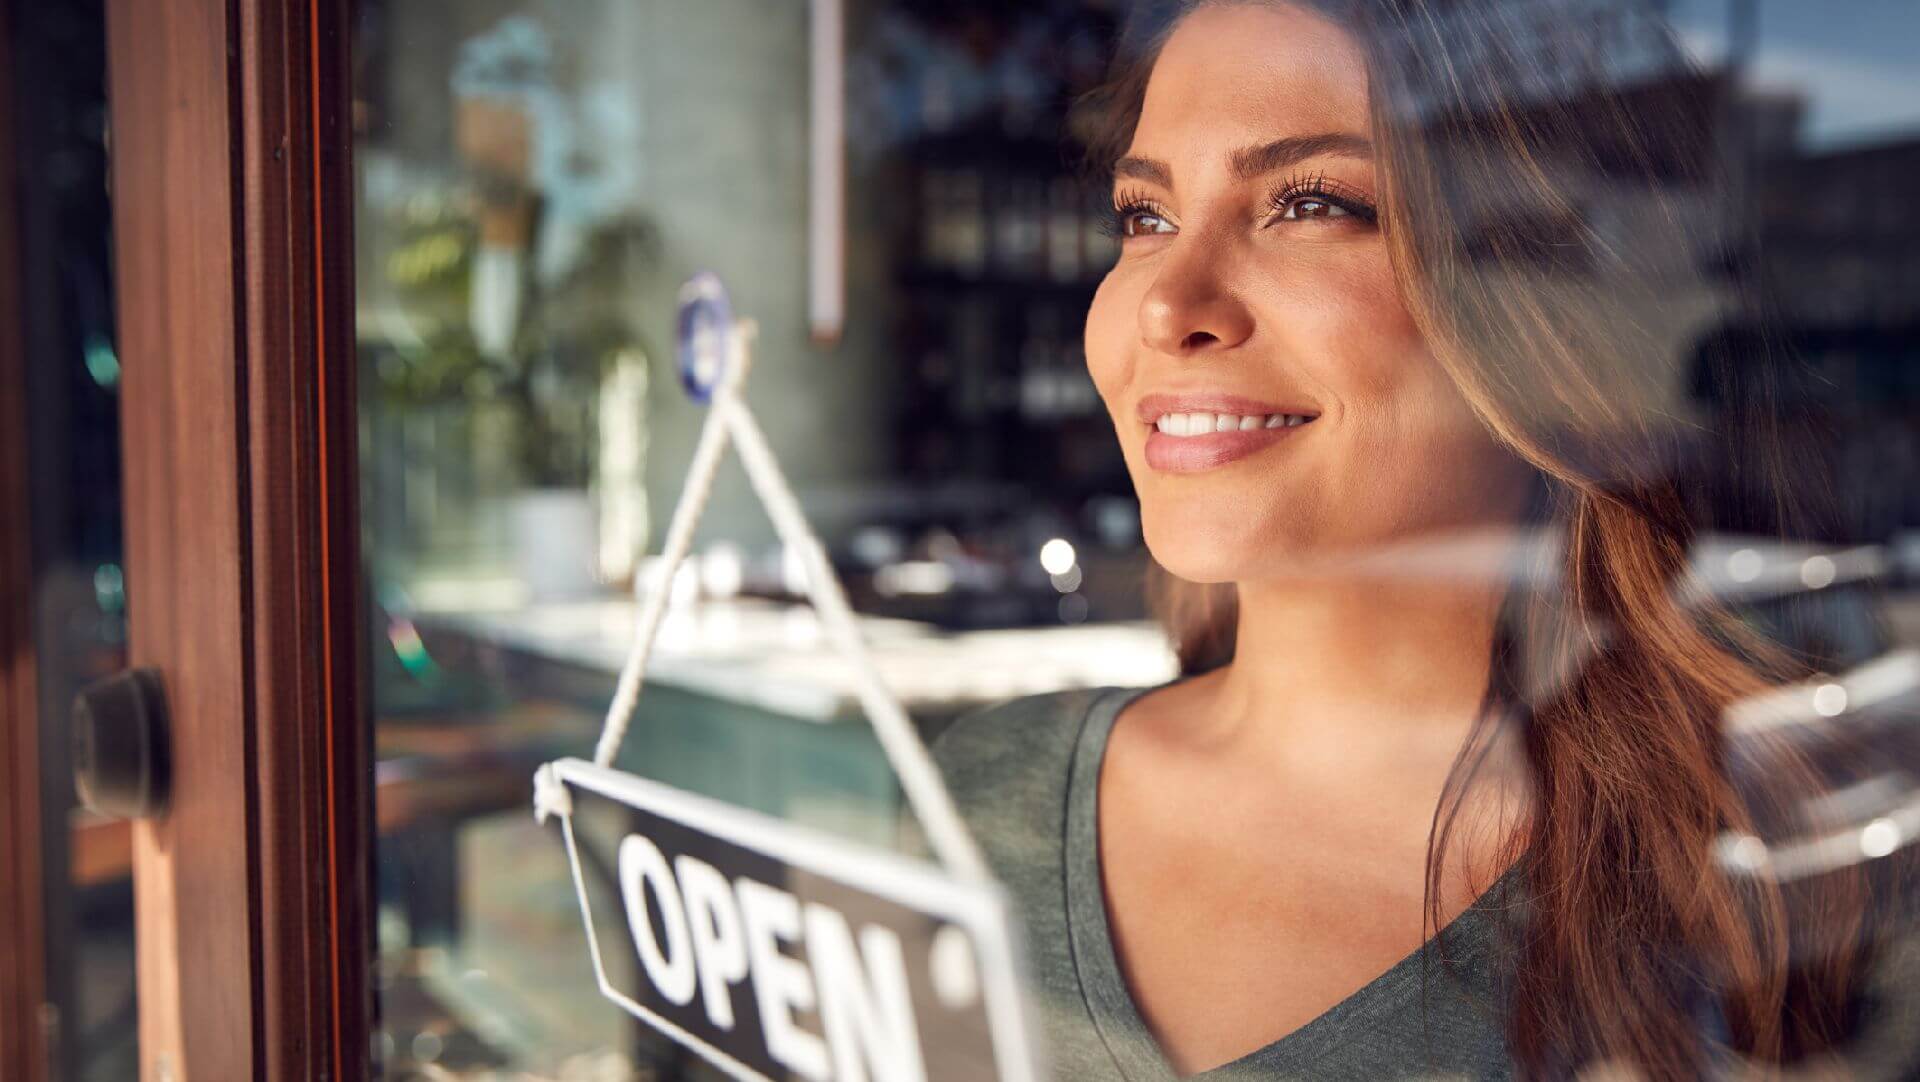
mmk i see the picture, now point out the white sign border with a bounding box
[550,756,1042,1082]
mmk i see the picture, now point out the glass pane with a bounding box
[7,1,139,1078]
[351,1,1920,1080]
[351,2,1161,1078]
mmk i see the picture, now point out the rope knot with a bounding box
[532,762,573,824]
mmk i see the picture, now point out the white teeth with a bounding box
[1154,411,1313,436]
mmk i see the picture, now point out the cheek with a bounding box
[1084,270,1140,407]
[1277,255,1516,515]
[1259,248,1427,407]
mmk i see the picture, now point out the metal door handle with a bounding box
[71,667,171,819]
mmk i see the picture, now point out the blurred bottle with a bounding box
[949,170,987,275]
[1019,308,1061,422]
[996,177,1046,278]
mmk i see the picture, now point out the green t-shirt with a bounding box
[931,682,1518,1081]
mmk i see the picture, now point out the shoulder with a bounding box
[928,686,1120,862]
[927,687,1117,911]
[932,687,1111,794]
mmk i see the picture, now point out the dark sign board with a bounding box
[548,758,1041,1082]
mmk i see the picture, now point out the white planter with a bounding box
[509,487,600,603]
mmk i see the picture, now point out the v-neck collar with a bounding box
[1062,683,1518,1081]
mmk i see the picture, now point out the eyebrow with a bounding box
[1113,132,1373,189]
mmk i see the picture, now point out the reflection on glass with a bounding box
[349,0,1920,1079]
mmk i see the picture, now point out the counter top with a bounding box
[414,595,1180,722]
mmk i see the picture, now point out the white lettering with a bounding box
[675,854,749,1030]
[805,904,927,1082]
[736,877,830,1082]
[619,834,697,1006]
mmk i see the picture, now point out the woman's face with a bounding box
[1085,2,1528,585]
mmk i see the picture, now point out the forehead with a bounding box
[1135,3,1372,158]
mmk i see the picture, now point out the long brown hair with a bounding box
[1080,1,1880,1076]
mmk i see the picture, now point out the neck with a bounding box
[1200,531,1522,767]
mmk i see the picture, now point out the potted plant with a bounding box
[369,15,657,602]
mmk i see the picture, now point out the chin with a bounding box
[1140,508,1308,585]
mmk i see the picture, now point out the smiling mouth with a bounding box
[1142,410,1317,472]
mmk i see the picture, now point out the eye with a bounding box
[1266,173,1379,227]
[1106,192,1177,240]
[1120,206,1177,236]
[1277,196,1351,221]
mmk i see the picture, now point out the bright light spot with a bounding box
[83,334,120,389]
[1050,566,1084,594]
[1800,555,1838,589]
[92,563,125,613]
[1860,818,1902,859]
[699,544,745,598]
[1039,538,1076,576]
[1726,548,1763,583]
[1811,683,1848,718]
[1722,834,1769,871]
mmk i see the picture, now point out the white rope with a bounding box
[591,323,754,768]
[723,396,989,882]
[576,317,990,883]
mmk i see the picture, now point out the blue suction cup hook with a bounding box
[676,272,736,404]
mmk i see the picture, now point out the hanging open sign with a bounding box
[535,273,1031,1079]
[545,759,1039,1082]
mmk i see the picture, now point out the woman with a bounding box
[933,1,1911,1078]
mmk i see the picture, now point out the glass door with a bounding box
[97,0,369,1079]
[352,3,900,1077]
[346,2,1157,1078]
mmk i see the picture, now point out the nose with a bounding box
[1138,245,1255,357]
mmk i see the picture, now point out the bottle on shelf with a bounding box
[949,169,987,276]
[996,177,1047,279]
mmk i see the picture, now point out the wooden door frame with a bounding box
[105,0,370,1078]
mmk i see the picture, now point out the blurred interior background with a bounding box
[9,0,1920,1078]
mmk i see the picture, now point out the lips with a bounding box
[1144,423,1308,471]
[1136,392,1319,473]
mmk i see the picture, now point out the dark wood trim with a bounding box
[234,2,371,1077]
[106,0,366,1077]
[0,0,51,1076]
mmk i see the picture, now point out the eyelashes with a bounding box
[1267,169,1379,225]
[1102,187,1170,239]
[1103,171,1380,238]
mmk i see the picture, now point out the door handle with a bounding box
[71,667,171,819]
